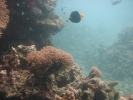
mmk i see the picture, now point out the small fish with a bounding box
[63,12,66,14]
[111,0,122,5]
[69,11,84,23]
[61,7,63,11]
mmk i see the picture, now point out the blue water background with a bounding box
[52,0,133,74]
[52,0,133,95]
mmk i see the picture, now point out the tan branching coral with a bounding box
[27,46,74,73]
[88,66,102,78]
[0,0,9,37]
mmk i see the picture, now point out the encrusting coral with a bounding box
[0,0,9,37]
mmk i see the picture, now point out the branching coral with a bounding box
[0,0,9,37]
[88,66,102,78]
[27,46,74,74]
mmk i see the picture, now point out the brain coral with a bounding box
[27,46,74,73]
[0,0,9,37]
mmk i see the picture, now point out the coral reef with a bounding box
[0,0,132,99]
[118,25,133,50]
[0,45,126,100]
[61,90,76,100]
[93,25,133,95]
[0,0,65,62]
[96,25,133,79]
[0,0,9,37]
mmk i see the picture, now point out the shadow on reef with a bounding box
[0,0,65,62]
[0,45,130,100]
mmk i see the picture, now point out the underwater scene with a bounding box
[0,0,133,100]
